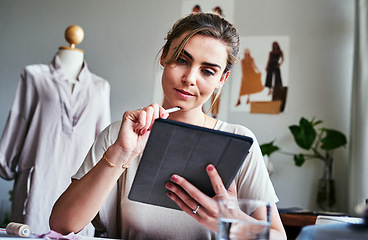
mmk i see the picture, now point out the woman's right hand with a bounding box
[112,103,169,162]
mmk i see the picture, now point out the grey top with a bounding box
[73,120,278,240]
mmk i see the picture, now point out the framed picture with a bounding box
[230,36,290,114]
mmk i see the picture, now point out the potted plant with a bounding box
[260,117,347,211]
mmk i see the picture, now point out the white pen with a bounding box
[165,106,181,114]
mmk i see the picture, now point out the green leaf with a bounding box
[289,117,316,150]
[312,120,323,126]
[320,129,347,150]
[294,153,306,166]
[260,140,280,157]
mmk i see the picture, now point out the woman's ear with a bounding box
[218,71,230,88]
[160,52,167,67]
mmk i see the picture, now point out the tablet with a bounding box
[128,118,253,210]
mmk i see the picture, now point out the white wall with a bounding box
[0,0,354,222]
[231,1,354,212]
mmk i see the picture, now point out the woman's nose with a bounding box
[182,68,196,86]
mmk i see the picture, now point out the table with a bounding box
[297,223,368,240]
[0,229,118,239]
[280,213,317,240]
[279,207,350,239]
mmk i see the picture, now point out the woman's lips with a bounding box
[175,88,195,99]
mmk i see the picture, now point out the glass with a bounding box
[316,158,336,211]
[217,198,271,240]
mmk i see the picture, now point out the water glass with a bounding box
[217,198,271,240]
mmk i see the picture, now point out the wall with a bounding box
[231,1,354,213]
[0,0,354,223]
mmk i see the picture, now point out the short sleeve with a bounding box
[235,130,279,204]
[72,121,121,180]
[217,121,279,204]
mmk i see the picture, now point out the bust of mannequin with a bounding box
[57,49,84,82]
[57,25,85,91]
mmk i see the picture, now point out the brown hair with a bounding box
[162,13,240,74]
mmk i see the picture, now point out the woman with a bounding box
[265,41,284,95]
[50,13,286,240]
[236,48,264,106]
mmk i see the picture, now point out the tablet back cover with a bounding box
[128,118,253,210]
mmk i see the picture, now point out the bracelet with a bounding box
[122,163,131,169]
[103,153,131,169]
[103,153,116,167]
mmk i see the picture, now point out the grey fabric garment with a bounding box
[0,55,111,235]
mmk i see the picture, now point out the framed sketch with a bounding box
[230,36,290,114]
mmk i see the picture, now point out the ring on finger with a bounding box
[216,191,227,197]
[192,205,200,214]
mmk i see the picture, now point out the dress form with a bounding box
[57,25,85,92]
[0,24,109,236]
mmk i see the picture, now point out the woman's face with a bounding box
[244,49,250,57]
[160,34,229,111]
[272,42,279,50]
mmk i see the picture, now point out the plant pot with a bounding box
[316,158,336,211]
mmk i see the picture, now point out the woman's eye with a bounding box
[177,57,187,64]
[203,69,215,76]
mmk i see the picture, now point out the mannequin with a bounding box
[0,24,111,236]
[57,25,85,92]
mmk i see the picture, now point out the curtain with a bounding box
[349,0,368,215]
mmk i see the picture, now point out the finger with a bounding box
[133,108,148,134]
[143,105,155,131]
[166,183,202,218]
[159,105,169,119]
[123,110,142,130]
[166,176,202,211]
[133,104,157,134]
[227,180,237,198]
[206,164,228,198]
[168,174,218,216]
[141,103,163,132]
[147,103,161,130]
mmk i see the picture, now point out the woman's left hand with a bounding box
[165,164,237,232]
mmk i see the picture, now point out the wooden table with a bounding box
[280,213,317,240]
